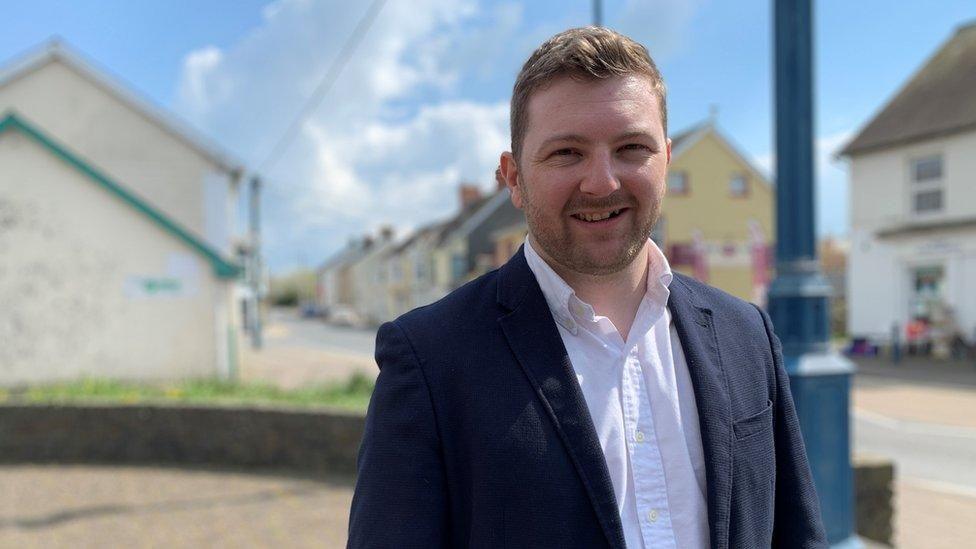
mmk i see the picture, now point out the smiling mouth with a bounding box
[572,209,625,222]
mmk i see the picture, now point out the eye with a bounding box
[620,143,651,152]
[552,148,577,157]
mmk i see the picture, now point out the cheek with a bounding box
[522,174,575,214]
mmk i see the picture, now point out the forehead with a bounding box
[524,74,662,143]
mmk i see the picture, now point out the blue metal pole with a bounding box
[770,0,858,546]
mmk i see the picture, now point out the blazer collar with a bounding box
[496,247,626,549]
[667,274,734,549]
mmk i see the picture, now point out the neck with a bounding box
[532,236,649,339]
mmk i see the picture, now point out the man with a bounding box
[349,27,827,548]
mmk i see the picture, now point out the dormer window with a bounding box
[911,155,943,214]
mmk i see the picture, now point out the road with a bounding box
[854,399,976,499]
[237,309,379,389]
[264,308,378,356]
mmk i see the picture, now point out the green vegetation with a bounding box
[0,373,374,412]
[269,268,318,306]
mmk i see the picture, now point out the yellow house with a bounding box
[659,121,775,304]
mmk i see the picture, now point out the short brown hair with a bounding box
[510,27,667,159]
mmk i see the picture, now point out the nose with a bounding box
[579,150,620,197]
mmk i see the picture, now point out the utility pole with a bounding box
[771,0,857,545]
[593,0,602,27]
[248,175,264,350]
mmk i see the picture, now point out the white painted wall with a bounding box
[0,128,225,385]
[0,59,228,244]
[350,239,397,325]
[850,130,976,231]
[848,129,976,341]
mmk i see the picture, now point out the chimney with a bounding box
[459,183,482,209]
[379,225,394,242]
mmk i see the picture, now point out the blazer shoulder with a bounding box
[672,271,764,323]
[394,268,503,341]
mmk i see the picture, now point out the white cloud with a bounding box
[178,46,225,113]
[173,0,505,271]
[174,0,702,272]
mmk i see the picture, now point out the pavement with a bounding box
[4,311,976,547]
[852,356,976,548]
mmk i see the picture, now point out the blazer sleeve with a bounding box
[755,305,829,548]
[348,320,449,549]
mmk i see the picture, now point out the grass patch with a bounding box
[0,373,375,412]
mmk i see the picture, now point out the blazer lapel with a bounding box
[668,274,733,549]
[496,248,626,549]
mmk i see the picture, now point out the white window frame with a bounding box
[908,154,944,216]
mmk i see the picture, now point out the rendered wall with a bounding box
[0,130,222,385]
[665,131,775,301]
[0,59,235,251]
[847,130,976,339]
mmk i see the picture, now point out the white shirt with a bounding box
[524,238,709,549]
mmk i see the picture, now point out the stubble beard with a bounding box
[520,176,660,277]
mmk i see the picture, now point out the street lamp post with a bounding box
[771,0,858,546]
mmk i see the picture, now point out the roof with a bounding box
[317,239,373,272]
[0,39,243,174]
[390,220,446,255]
[436,192,500,245]
[0,112,241,278]
[669,121,710,155]
[840,21,976,156]
[670,120,772,185]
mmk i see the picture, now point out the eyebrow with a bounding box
[537,130,660,150]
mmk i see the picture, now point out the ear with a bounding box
[500,152,524,209]
[666,137,672,165]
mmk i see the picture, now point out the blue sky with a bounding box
[5,1,976,272]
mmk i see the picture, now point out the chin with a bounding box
[569,245,642,276]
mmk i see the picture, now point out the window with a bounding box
[667,172,688,194]
[910,155,943,214]
[729,174,748,197]
[415,257,428,282]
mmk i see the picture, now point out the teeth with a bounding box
[576,209,620,222]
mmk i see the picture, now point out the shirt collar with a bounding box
[523,236,674,335]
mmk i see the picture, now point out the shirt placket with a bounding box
[623,342,676,549]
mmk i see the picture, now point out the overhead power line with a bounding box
[257,0,388,175]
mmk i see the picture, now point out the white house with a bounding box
[841,21,976,348]
[0,40,247,385]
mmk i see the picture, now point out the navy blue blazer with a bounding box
[349,247,827,548]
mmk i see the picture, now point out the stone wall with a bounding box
[854,455,895,546]
[1,403,895,543]
[0,404,365,476]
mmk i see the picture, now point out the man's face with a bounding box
[501,74,671,277]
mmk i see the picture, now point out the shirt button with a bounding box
[635,431,645,442]
[648,509,658,523]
